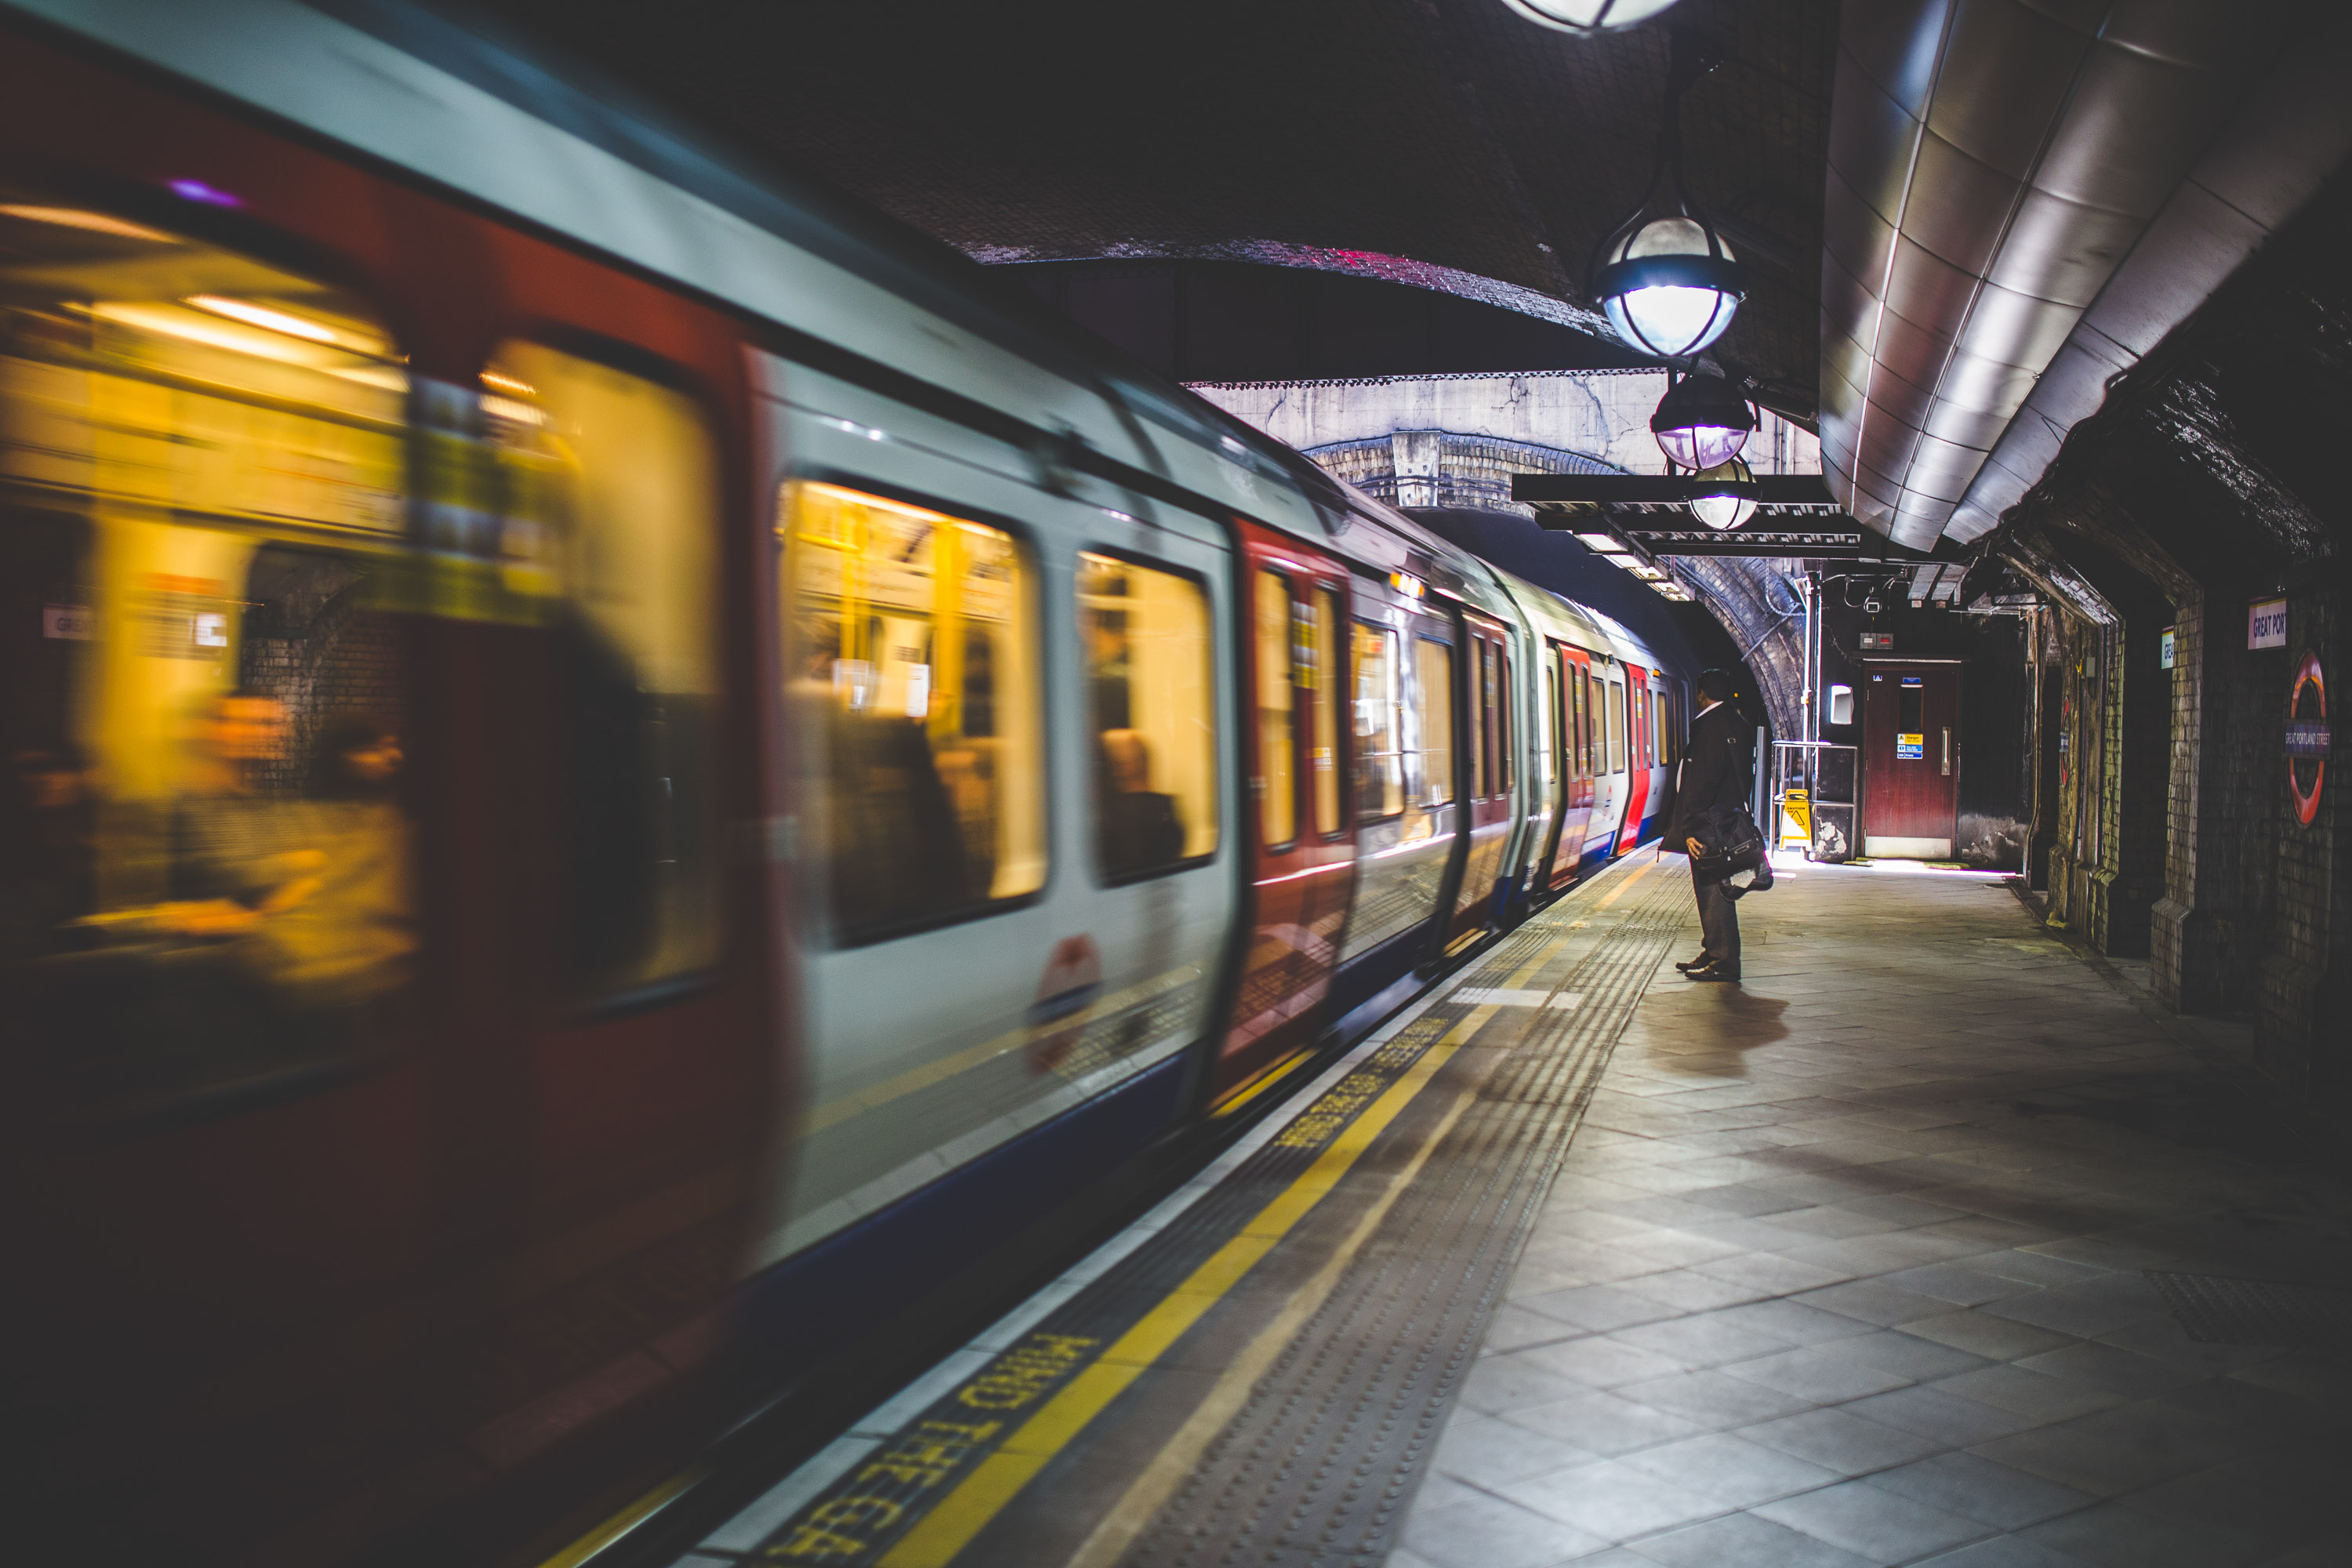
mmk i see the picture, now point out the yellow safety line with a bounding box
[1596,855,1658,907]
[877,1004,1501,1568]
[534,1468,700,1568]
[1207,1037,1325,1116]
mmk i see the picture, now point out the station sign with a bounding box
[2249,596,2288,650]
[2159,626,2174,670]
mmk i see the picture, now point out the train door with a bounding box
[1618,665,1652,853]
[1330,576,1456,997]
[764,361,1231,1272]
[0,100,785,1555]
[1524,644,1562,896]
[1447,610,1513,945]
[1863,663,1962,858]
[1587,655,1628,862]
[1212,525,1356,1105]
[1544,641,1595,889]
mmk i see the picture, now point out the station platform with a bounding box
[671,855,2352,1568]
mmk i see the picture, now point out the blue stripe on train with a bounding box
[729,1051,1190,1380]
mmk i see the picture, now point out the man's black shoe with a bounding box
[1674,953,1712,973]
[1686,963,1741,982]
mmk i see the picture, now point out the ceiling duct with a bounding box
[1819,0,2310,550]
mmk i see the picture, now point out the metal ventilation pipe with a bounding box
[1817,0,2298,550]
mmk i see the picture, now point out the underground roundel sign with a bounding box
[2287,652,2328,827]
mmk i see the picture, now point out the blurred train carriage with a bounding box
[0,2,1686,1561]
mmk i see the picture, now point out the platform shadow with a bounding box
[1642,985,1791,1073]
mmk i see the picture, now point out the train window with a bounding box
[0,194,416,1116]
[1079,551,1216,878]
[1351,622,1403,820]
[1254,570,1295,848]
[1414,637,1454,807]
[786,481,1046,938]
[490,344,722,996]
[1606,677,1626,772]
[1312,587,1341,837]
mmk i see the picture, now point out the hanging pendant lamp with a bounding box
[1590,32,1746,361]
[1688,457,1757,530]
[1498,0,1684,34]
[1650,368,1757,471]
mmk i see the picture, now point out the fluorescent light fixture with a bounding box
[185,294,339,344]
[1572,532,1628,555]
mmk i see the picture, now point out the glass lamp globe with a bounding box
[1498,0,1684,34]
[1689,457,1756,530]
[1650,372,1756,471]
[1597,217,1744,359]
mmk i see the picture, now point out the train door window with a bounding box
[490,343,722,996]
[1567,663,1586,778]
[1579,669,1595,777]
[1413,637,1454,807]
[1254,570,1295,847]
[1500,648,1514,795]
[1352,622,1402,819]
[1466,638,1486,800]
[0,193,418,1113]
[1543,661,1560,793]
[1078,550,1216,879]
[1606,677,1626,772]
[786,481,1045,938]
[1312,586,1341,836]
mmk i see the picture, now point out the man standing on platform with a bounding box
[1674,668,1751,983]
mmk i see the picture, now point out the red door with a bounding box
[1863,664,1963,858]
[1617,664,1651,853]
[1211,524,1357,1106]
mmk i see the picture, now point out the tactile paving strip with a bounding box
[1124,868,1693,1568]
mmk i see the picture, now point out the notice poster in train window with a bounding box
[1897,675,1925,759]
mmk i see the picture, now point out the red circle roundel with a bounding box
[2287,652,2328,827]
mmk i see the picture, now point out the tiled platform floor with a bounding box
[1396,860,2352,1568]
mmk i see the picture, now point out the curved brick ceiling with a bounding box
[459,0,1838,418]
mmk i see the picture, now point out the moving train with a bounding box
[0,2,1688,1560]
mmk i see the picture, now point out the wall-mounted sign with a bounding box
[2288,651,2328,827]
[2159,626,2175,670]
[1860,631,1893,651]
[1896,734,1924,760]
[2249,596,2288,650]
[42,604,92,640]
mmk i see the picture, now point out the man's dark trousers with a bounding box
[1692,857,1740,968]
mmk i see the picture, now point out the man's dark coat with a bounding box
[1673,699,1753,840]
